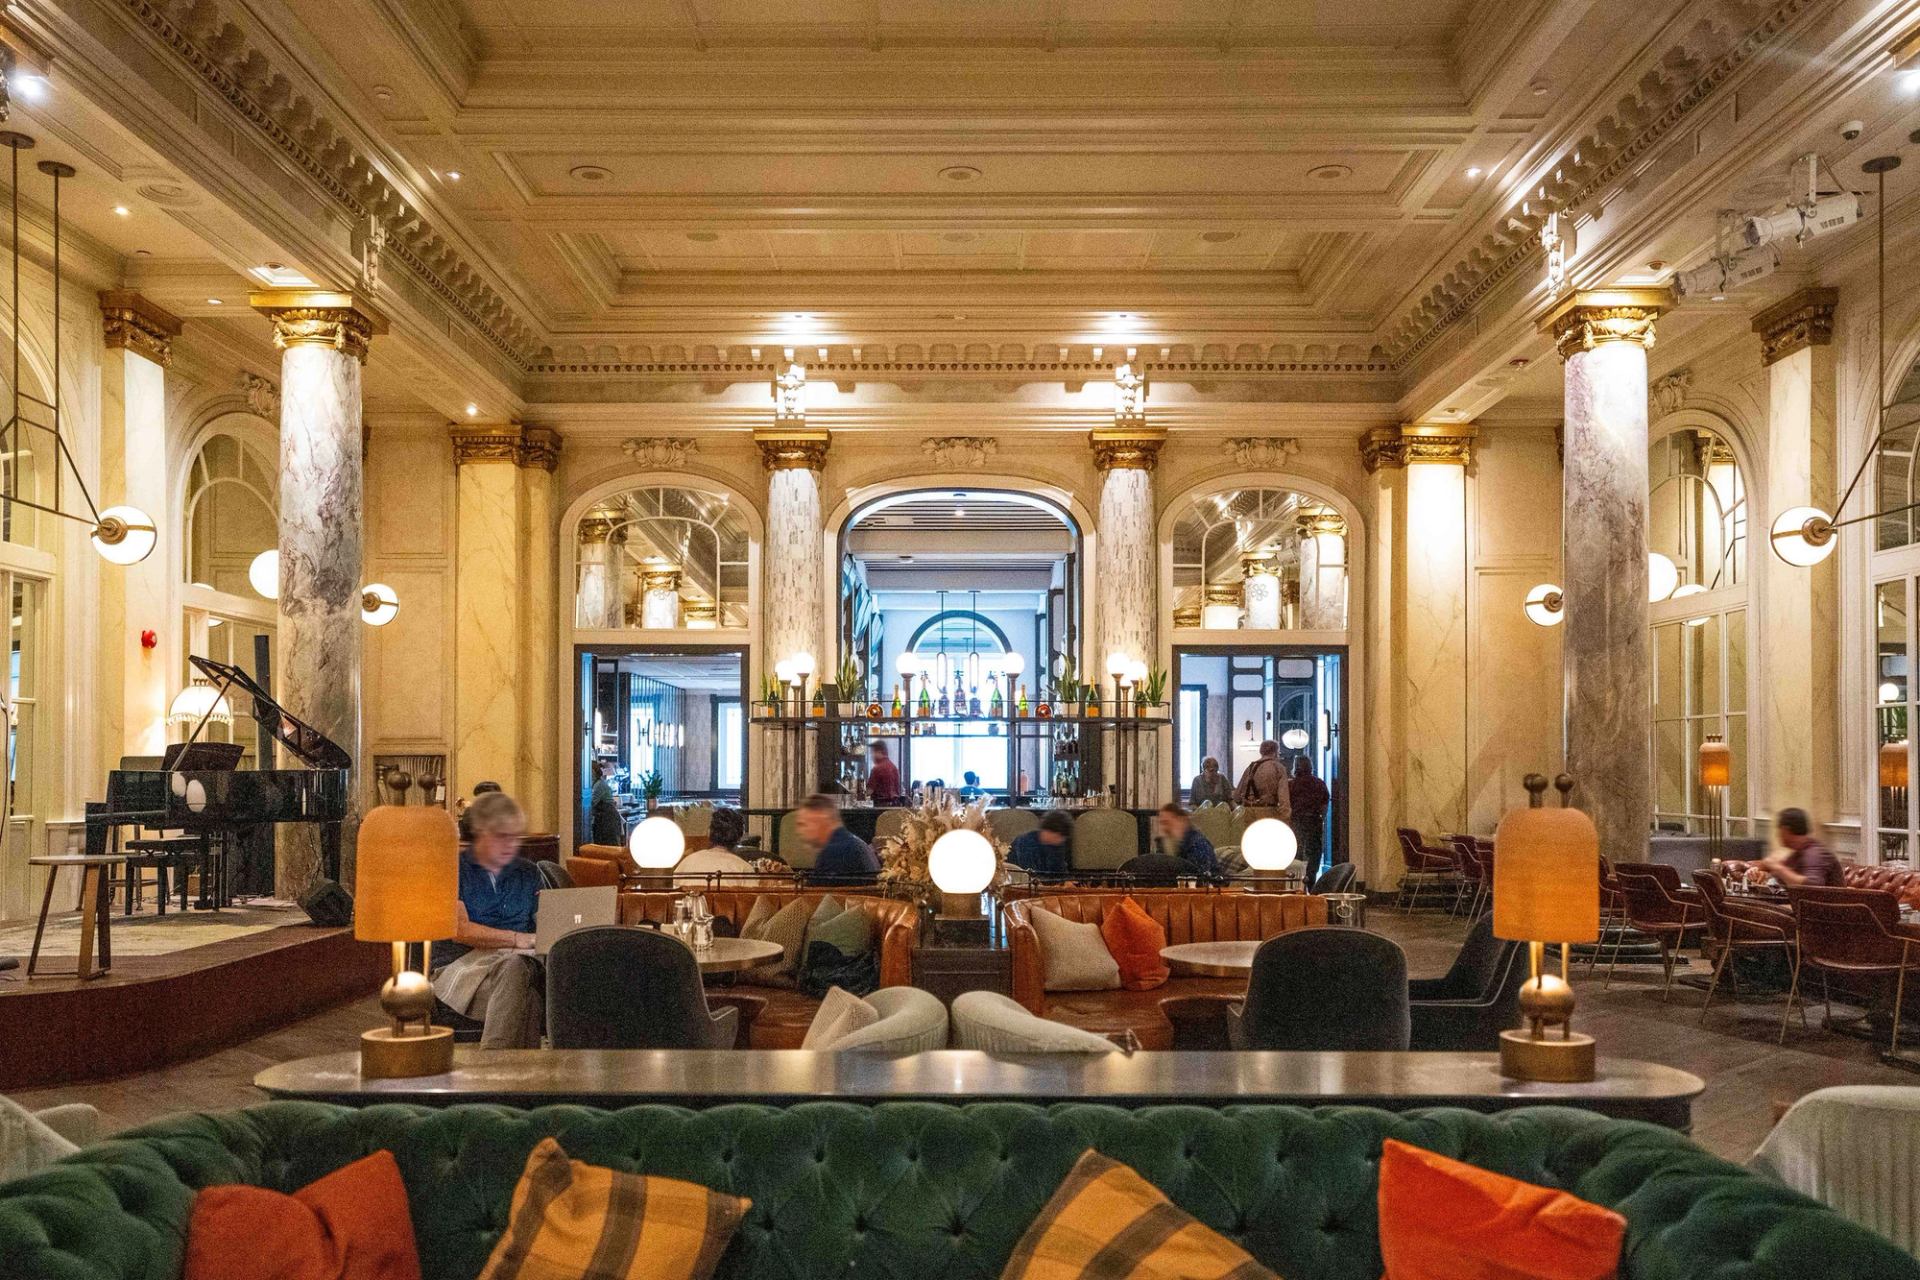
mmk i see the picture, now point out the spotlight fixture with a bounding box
[1742,155,1861,248]
[1672,244,1778,299]
[445,169,462,181]
[464,402,478,417]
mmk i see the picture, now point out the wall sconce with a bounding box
[360,583,400,626]
[1524,583,1564,627]
[1648,552,1680,603]
[249,548,279,600]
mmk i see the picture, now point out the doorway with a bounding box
[574,646,747,841]
[1172,645,1347,866]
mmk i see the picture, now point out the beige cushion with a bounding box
[739,895,811,988]
[951,991,1118,1053]
[802,986,881,1049]
[0,1096,79,1183]
[831,987,950,1054]
[1028,904,1122,992]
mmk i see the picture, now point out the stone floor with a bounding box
[11,903,1920,1161]
[0,900,299,959]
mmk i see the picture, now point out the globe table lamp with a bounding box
[354,804,459,1080]
[630,814,685,890]
[1241,817,1297,889]
[929,827,996,945]
[1492,774,1600,1083]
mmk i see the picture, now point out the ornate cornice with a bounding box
[529,353,1392,378]
[116,0,536,366]
[98,289,182,367]
[449,423,560,470]
[755,433,829,471]
[518,426,560,471]
[921,436,997,468]
[1360,423,1476,472]
[620,436,700,468]
[1089,430,1165,472]
[1386,0,1816,369]
[249,289,386,364]
[1752,287,1838,366]
[1226,437,1301,469]
[1541,288,1670,363]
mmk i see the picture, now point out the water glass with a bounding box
[690,915,714,951]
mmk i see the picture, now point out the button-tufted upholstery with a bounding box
[1003,893,1326,1047]
[0,1100,1910,1280]
[617,891,921,1047]
[1719,859,1920,900]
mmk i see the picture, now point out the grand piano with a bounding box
[97,655,352,903]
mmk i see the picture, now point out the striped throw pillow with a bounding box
[477,1138,750,1280]
[1002,1149,1276,1280]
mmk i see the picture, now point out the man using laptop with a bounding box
[430,791,545,1048]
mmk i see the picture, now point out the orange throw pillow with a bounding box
[1100,896,1170,991]
[185,1150,421,1280]
[1377,1139,1625,1280]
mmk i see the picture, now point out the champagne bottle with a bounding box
[989,677,1004,718]
[891,684,904,718]
[917,679,933,717]
[1017,682,1029,717]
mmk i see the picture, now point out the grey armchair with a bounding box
[1227,928,1410,1051]
[1408,916,1529,1051]
[546,925,737,1049]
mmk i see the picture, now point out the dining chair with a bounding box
[1394,828,1459,912]
[1226,927,1410,1051]
[1690,868,1794,1025]
[1607,863,1706,999]
[546,926,738,1049]
[1782,885,1920,1067]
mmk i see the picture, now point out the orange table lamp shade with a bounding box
[1883,741,1911,790]
[1493,805,1600,945]
[1698,737,1731,788]
[354,804,459,944]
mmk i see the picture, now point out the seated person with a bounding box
[674,806,758,886]
[1189,756,1231,807]
[1119,848,1197,888]
[1008,809,1074,878]
[797,793,879,884]
[456,779,503,843]
[587,758,625,846]
[431,791,545,1049]
[1155,803,1219,878]
[957,770,984,801]
[1763,807,1846,888]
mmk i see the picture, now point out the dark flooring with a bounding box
[13,905,1920,1161]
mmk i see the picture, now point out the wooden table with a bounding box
[689,936,783,973]
[255,1048,1705,1129]
[1161,940,1261,977]
[27,854,127,980]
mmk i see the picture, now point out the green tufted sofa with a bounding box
[0,1100,1913,1280]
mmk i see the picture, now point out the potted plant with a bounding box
[635,769,664,814]
[1138,667,1168,717]
[835,654,863,718]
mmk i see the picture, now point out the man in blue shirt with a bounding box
[796,794,879,884]
[1155,803,1219,879]
[1008,809,1073,878]
[429,791,545,1048]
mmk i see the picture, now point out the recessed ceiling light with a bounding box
[1307,164,1352,181]
[686,231,720,243]
[133,248,150,256]
[1508,357,1529,369]
[111,204,130,217]
[1710,294,1727,302]
[1529,79,1551,96]
[444,169,462,182]
[939,165,983,182]
[464,403,479,417]
[952,491,967,498]
[1464,166,1483,179]
[570,164,612,182]
[1647,259,1667,271]
[206,297,223,305]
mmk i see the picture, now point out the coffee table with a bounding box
[688,936,783,974]
[1160,940,1260,977]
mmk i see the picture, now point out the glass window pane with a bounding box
[1653,623,1683,718]
[1877,579,1911,862]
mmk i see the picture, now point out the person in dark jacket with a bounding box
[1155,803,1218,877]
[796,794,879,884]
[587,759,625,846]
[1007,809,1074,878]
[1288,757,1332,887]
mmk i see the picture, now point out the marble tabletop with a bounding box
[686,936,783,973]
[1160,940,1261,977]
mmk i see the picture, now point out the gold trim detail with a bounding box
[250,290,386,364]
[1089,427,1165,471]
[1752,287,1838,366]
[756,437,829,471]
[98,290,183,367]
[518,426,560,472]
[1540,288,1671,363]
[1360,424,1476,472]
[449,424,561,470]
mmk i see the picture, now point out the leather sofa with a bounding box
[1003,891,1326,1048]
[618,889,920,1048]
[1,1100,1909,1280]
[1719,858,1920,900]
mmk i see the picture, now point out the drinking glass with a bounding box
[690,915,714,951]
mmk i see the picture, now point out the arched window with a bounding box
[182,432,277,593]
[1874,358,1920,551]
[1170,487,1348,630]
[574,485,750,630]
[1649,426,1746,590]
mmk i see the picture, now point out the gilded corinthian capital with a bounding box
[1539,287,1671,363]
[248,289,388,364]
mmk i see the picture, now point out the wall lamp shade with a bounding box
[248,548,280,600]
[929,828,996,895]
[360,583,401,626]
[1000,652,1026,677]
[167,682,232,727]
[629,814,685,869]
[1242,817,1298,871]
[1883,741,1911,790]
[1672,583,1710,626]
[1647,552,1680,603]
[1106,652,1131,678]
[1698,736,1732,789]
[91,505,157,565]
[1492,805,1600,945]
[1281,728,1310,750]
[354,805,459,944]
[1523,583,1564,627]
[1770,506,1837,567]
[789,651,815,678]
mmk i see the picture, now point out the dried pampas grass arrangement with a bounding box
[875,793,1008,892]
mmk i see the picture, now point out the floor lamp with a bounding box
[1699,734,1730,862]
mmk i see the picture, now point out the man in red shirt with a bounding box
[867,741,905,805]
[1765,808,1845,888]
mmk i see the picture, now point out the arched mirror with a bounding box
[1170,487,1348,631]
[574,485,750,630]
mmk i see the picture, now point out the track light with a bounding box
[1673,245,1778,299]
[1743,192,1861,248]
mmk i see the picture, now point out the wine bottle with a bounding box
[917,679,933,717]
[989,677,1004,718]
[891,684,904,718]
[937,685,950,717]
[1016,682,1029,718]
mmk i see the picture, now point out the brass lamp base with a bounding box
[361,1025,454,1079]
[1499,1028,1596,1082]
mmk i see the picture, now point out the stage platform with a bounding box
[0,905,388,1089]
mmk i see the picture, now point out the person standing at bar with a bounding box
[867,741,905,806]
[1287,757,1331,887]
[1233,740,1292,826]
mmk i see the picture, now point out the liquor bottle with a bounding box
[989,677,1004,718]
[937,684,950,717]
[891,684,904,718]
[1016,683,1029,718]
[811,688,825,718]
[917,678,933,717]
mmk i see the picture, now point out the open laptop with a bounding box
[533,885,619,955]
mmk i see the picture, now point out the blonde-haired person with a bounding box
[430,790,545,1049]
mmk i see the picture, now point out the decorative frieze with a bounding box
[237,370,280,419]
[620,436,700,469]
[1541,288,1670,363]
[1752,287,1838,366]
[1649,368,1692,419]
[1226,437,1301,469]
[249,289,386,364]
[98,290,182,367]
[1359,423,1476,472]
[921,436,998,468]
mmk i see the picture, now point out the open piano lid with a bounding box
[188,655,353,771]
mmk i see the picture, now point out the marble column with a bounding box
[758,431,828,804]
[1092,428,1161,800]
[575,516,615,629]
[1543,288,1670,862]
[1362,424,1476,850]
[1297,508,1349,631]
[1754,288,1839,818]
[97,292,181,761]
[518,429,559,832]
[1240,551,1281,630]
[250,290,385,897]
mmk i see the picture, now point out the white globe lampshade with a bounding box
[91,505,157,566]
[1106,651,1130,678]
[790,651,815,678]
[1770,505,1837,567]
[1648,552,1680,603]
[1242,818,1298,872]
[1001,652,1026,677]
[1523,583,1564,628]
[629,815,685,869]
[1281,728,1309,750]
[1671,582,1709,626]
[248,548,281,600]
[360,583,401,626]
[928,828,996,895]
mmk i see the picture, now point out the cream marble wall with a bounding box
[1402,461,1469,836]
[453,457,524,801]
[518,466,557,830]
